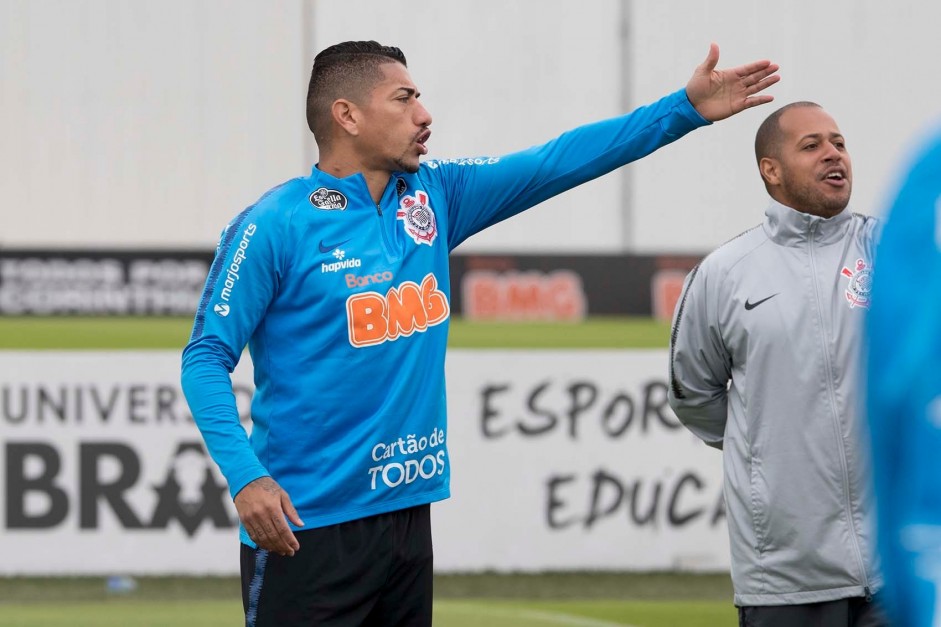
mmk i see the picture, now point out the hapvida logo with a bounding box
[322,255,362,274]
[346,273,449,347]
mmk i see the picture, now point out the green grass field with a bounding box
[0,574,735,626]
[0,316,723,626]
[0,599,736,627]
[0,315,672,350]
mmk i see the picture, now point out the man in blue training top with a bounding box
[181,39,779,626]
[866,125,941,627]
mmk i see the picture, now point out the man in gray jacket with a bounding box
[668,102,884,627]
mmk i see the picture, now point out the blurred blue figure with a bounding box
[866,125,941,627]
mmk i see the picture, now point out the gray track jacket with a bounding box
[668,200,881,606]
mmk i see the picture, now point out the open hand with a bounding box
[686,43,780,122]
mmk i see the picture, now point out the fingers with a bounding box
[258,492,302,556]
[742,64,780,88]
[738,94,776,111]
[267,513,300,556]
[689,47,780,120]
[282,491,305,528]
[234,477,302,557]
[699,42,720,74]
[246,519,298,556]
[245,520,288,555]
[730,64,780,113]
[734,59,777,80]
[746,72,781,96]
[737,73,781,111]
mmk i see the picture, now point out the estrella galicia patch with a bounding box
[396,190,437,246]
[309,187,348,211]
[395,177,408,196]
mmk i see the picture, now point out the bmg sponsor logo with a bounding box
[462,269,586,322]
[345,273,449,348]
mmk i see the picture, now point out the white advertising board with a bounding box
[0,350,728,575]
[433,350,729,572]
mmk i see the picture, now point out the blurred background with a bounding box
[5,0,937,253]
[0,1,937,625]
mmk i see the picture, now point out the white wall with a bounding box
[309,0,627,253]
[2,1,939,253]
[628,0,941,252]
[0,0,308,248]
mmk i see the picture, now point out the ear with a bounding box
[759,157,781,187]
[331,99,360,137]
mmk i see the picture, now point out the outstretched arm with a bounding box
[686,42,780,121]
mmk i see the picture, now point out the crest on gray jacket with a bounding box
[841,258,873,309]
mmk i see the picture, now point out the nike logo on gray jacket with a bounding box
[744,293,779,310]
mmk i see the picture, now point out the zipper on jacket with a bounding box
[374,187,401,264]
[808,221,871,595]
[375,199,393,259]
[864,586,872,602]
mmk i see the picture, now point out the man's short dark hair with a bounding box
[306,41,407,146]
[754,101,822,164]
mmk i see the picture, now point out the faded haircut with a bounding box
[754,101,822,164]
[306,41,407,147]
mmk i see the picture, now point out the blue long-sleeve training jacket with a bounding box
[866,125,941,627]
[181,88,708,546]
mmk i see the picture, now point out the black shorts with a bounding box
[240,504,433,627]
[738,595,887,627]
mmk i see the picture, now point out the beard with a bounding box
[779,170,851,218]
[392,146,421,174]
[395,158,420,174]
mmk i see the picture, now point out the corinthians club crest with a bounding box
[397,190,437,245]
[841,258,873,309]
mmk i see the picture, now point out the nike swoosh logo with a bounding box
[744,293,779,310]
[318,238,350,254]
